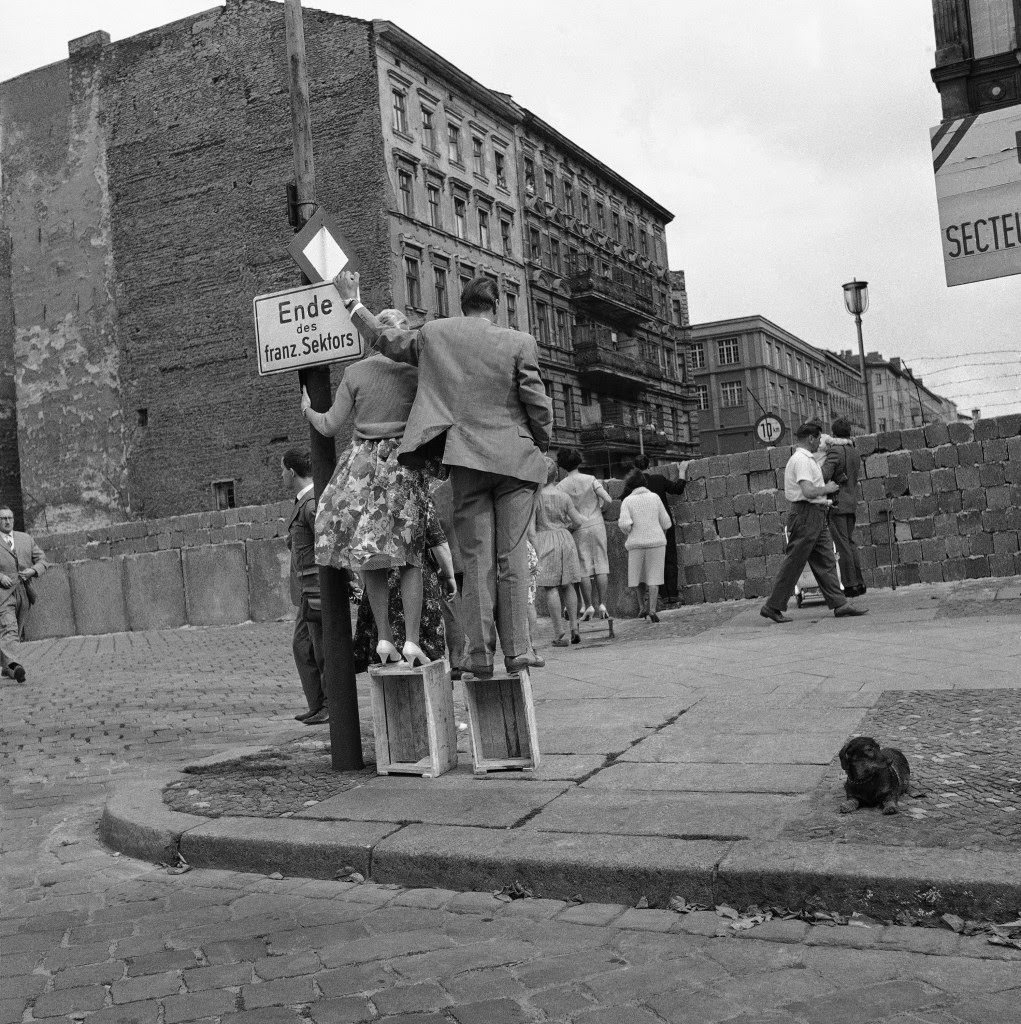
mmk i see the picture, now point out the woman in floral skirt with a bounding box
[301,309,433,666]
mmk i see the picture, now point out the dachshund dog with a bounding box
[838,736,911,815]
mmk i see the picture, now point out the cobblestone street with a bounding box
[4,599,1021,1022]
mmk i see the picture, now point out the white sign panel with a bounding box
[931,107,1021,287]
[755,413,785,446]
[253,281,363,376]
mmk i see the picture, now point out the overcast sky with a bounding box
[4,1,1020,415]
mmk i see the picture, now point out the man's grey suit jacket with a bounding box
[351,307,552,486]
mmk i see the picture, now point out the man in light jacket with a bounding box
[333,271,552,678]
[0,506,47,684]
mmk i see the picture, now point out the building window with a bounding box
[529,227,542,261]
[596,202,605,230]
[555,309,569,348]
[720,381,743,407]
[534,301,549,344]
[472,136,485,176]
[627,221,636,249]
[427,181,442,228]
[769,381,777,409]
[500,217,513,256]
[612,210,621,240]
[879,418,887,430]
[447,123,462,163]
[494,150,507,188]
[563,179,574,216]
[405,255,422,308]
[690,342,705,369]
[787,352,794,375]
[453,195,467,239]
[695,384,709,410]
[433,265,449,317]
[136,408,148,427]
[550,237,561,274]
[543,169,555,204]
[639,229,648,256]
[877,394,885,409]
[970,0,1017,58]
[478,207,491,249]
[212,479,236,510]
[717,337,740,364]
[506,291,518,329]
[580,191,590,223]
[459,271,473,302]
[523,157,536,195]
[421,106,436,150]
[392,89,408,134]
[397,167,414,217]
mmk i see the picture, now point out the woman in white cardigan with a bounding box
[617,468,672,623]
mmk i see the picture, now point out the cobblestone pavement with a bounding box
[783,690,1021,850]
[5,602,1021,1023]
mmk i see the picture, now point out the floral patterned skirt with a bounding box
[315,436,429,573]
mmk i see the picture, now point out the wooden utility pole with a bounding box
[284,0,362,771]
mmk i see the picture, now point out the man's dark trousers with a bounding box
[293,604,325,714]
[829,512,864,592]
[764,503,846,613]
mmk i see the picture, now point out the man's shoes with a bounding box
[571,631,581,645]
[8,663,26,683]
[304,707,330,725]
[834,604,868,618]
[759,606,792,624]
[504,653,543,674]
[294,706,320,721]
[462,665,494,680]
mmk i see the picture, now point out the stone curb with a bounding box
[102,774,1021,923]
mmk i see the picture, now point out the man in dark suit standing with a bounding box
[333,272,552,678]
[281,451,327,724]
[822,417,865,597]
[0,505,47,684]
[621,455,689,605]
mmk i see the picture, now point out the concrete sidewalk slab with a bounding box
[295,781,571,827]
[579,762,825,794]
[619,729,853,764]
[529,790,806,839]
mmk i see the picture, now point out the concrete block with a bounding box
[993,412,1021,437]
[22,563,76,640]
[897,564,921,585]
[955,465,981,489]
[899,541,922,563]
[702,540,723,561]
[68,559,128,635]
[715,516,739,538]
[910,449,935,472]
[947,421,972,443]
[743,536,765,557]
[122,551,186,631]
[923,422,950,446]
[930,467,957,492]
[964,556,990,578]
[182,543,250,626]
[864,453,888,478]
[706,476,728,498]
[707,456,730,477]
[753,490,776,514]
[738,514,760,537]
[973,418,998,442]
[682,584,705,605]
[726,474,749,496]
[861,478,886,501]
[856,434,877,457]
[702,581,724,602]
[918,562,944,583]
[886,452,912,475]
[875,431,902,452]
[979,463,1006,487]
[990,553,1016,577]
[769,446,793,468]
[968,533,994,556]
[956,441,983,465]
[988,485,1012,510]
[684,460,708,481]
[909,518,934,539]
[983,439,1008,462]
[746,448,771,471]
[900,427,926,449]
[920,538,945,561]
[732,493,755,515]
[993,532,1019,554]
[1007,436,1021,461]
[885,475,909,497]
[933,444,959,468]
[721,537,744,561]
[958,510,983,534]
[936,490,963,513]
[907,471,932,495]
[246,538,292,623]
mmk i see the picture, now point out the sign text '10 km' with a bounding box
[253,281,364,376]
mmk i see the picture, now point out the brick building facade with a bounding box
[1,0,697,528]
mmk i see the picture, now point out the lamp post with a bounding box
[842,278,875,433]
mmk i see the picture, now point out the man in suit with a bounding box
[281,451,328,725]
[621,454,689,605]
[333,271,552,678]
[822,417,865,597]
[0,506,47,684]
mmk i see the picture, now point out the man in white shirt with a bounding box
[760,423,868,624]
[0,506,47,683]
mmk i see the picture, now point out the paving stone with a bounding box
[389,888,458,910]
[671,911,729,937]
[371,982,451,1016]
[182,961,254,991]
[111,971,184,1003]
[500,898,568,920]
[785,980,944,1024]
[127,949,202,976]
[308,996,377,1024]
[77,1001,162,1024]
[614,909,678,932]
[52,959,127,988]
[556,903,628,927]
[448,998,530,1024]
[240,975,315,1008]
[740,919,810,943]
[162,988,238,1023]
[32,984,108,1017]
[252,950,321,980]
[314,962,393,998]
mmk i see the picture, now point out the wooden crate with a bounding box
[368,659,458,778]
[576,616,614,643]
[462,669,540,773]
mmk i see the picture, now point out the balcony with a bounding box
[573,326,658,396]
[579,421,672,456]
[567,266,657,328]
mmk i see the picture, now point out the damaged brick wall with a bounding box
[0,36,127,533]
[0,229,24,526]
[107,0,388,517]
[1,0,389,523]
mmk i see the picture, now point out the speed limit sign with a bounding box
[755,413,786,446]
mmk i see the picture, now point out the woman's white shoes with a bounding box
[581,605,595,621]
[597,604,609,619]
[376,640,401,664]
[402,640,428,666]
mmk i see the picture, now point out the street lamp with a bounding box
[842,278,876,433]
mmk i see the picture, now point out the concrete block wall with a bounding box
[25,501,293,639]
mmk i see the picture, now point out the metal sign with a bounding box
[755,413,786,446]
[253,281,363,376]
[931,107,1021,287]
[286,206,361,284]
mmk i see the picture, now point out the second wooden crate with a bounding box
[462,669,540,773]
[369,659,458,778]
